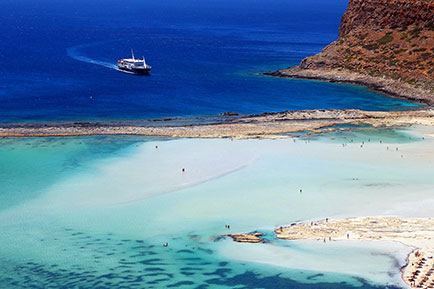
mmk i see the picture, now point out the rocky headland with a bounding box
[266,0,434,104]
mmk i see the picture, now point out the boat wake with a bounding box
[67,45,118,71]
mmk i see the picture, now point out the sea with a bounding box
[0,0,420,123]
[0,0,427,288]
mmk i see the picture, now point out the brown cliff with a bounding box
[268,0,434,104]
[339,0,434,37]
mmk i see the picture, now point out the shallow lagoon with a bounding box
[1,127,433,288]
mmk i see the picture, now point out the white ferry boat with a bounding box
[117,50,151,74]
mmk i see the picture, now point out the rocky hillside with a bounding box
[270,0,434,103]
[339,0,434,37]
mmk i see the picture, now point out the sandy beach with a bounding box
[230,217,434,288]
[277,217,434,288]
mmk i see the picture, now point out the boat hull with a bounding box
[118,66,151,75]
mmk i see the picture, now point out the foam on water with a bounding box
[67,44,119,71]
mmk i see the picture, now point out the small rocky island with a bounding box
[267,0,434,104]
[228,232,267,243]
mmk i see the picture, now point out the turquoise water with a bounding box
[2,131,433,288]
[0,136,162,210]
[303,126,422,144]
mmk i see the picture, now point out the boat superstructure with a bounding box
[117,49,151,75]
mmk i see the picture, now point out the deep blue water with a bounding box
[0,0,420,123]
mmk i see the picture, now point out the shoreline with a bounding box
[264,67,434,106]
[229,217,434,288]
[276,217,434,289]
[1,108,434,139]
